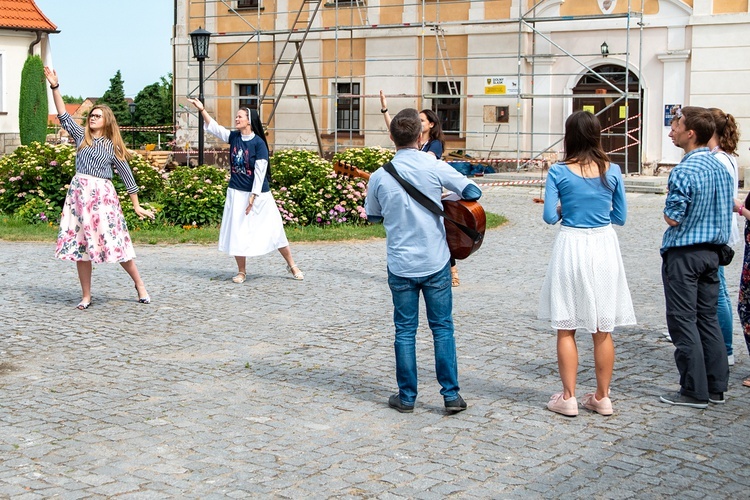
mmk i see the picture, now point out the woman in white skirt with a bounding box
[44,67,154,310]
[186,98,303,283]
[539,111,636,417]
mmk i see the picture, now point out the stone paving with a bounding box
[1,187,749,499]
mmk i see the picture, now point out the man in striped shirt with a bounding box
[660,106,733,409]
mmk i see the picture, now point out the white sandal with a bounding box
[232,272,246,283]
[286,265,304,280]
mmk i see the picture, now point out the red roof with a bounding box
[48,103,83,125]
[0,0,57,32]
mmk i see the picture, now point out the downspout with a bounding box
[28,30,43,55]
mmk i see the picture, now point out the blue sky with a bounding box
[35,0,173,99]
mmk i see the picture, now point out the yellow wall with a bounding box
[215,3,277,32]
[561,0,658,16]
[419,34,468,77]
[321,3,366,27]
[715,0,748,14]
[419,1,470,23]
[322,38,367,78]
[380,0,405,25]
[486,0,513,20]
[188,0,206,31]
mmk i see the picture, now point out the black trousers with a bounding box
[662,245,729,400]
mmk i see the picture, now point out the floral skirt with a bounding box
[55,173,136,264]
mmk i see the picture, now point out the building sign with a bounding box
[664,104,681,126]
[485,77,519,95]
[583,105,596,114]
[598,0,617,14]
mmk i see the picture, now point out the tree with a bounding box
[62,95,84,104]
[97,70,129,125]
[19,55,48,145]
[133,74,173,148]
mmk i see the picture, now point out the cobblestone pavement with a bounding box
[1,188,749,499]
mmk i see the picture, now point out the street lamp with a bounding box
[190,27,211,166]
[128,102,136,149]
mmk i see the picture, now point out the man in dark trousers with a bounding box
[660,106,733,408]
[364,108,481,413]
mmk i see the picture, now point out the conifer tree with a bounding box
[19,55,48,145]
[98,70,129,125]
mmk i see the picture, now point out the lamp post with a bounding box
[128,102,136,149]
[190,27,211,166]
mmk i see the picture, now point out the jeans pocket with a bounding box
[388,275,412,292]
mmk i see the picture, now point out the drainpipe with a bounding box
[28,31,43,56]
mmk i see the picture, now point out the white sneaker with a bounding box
[662,331,672,342]
[728,354,735,366]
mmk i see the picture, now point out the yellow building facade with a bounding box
[175,0,749,172]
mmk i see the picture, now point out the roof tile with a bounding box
[0,0,57,32]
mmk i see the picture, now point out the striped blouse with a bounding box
[58,112,139,194]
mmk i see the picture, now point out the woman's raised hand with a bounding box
[43,67,58,87]
[379,90,387,110]
[186,97,204,111]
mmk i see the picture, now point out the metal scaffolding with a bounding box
[177,0,644,172]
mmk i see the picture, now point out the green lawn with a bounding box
[0,212,506,245]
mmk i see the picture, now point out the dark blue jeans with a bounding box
[387,262,460,405]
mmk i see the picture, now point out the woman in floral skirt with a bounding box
[44,67,154,309]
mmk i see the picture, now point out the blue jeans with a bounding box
[717,266,734,356]
[387,262,460,405]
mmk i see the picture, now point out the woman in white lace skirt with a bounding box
[539,111,636,417]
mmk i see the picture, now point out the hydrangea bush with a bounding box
[0,143,390,229]
[271,149,368,226]
[15,196,62,225]
[160,165,229,226]
[332,146,394,173]
[0,142,76,213]
[111,153,165,201]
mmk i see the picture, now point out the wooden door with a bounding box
[572,65,642,174]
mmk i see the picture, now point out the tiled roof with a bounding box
[48,103,83,125]
[0,0,57,32]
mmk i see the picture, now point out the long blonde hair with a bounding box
[80,105,131,161]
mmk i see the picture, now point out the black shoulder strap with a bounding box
[382,162,481,242]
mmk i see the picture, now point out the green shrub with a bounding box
[0,142,76,213]
[270,149,370,226]
[118,197,165,231]
[332,146,394,174]
[160,165,229,226]
[15,196,62,225]
[19,55,48,145]
[111,152,165,201]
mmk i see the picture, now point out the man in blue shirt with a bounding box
[660,106,733,409]
[365,108,481,414]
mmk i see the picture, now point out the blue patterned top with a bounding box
[661,147,733,252]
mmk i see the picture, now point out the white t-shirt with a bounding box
[714,150,741,247]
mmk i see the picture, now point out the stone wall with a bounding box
[0,133,21,156]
